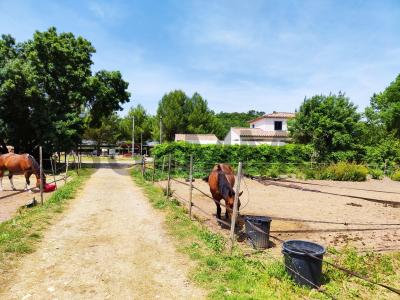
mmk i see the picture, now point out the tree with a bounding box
[120,104,153,143]
[289,93,361,160]
[83,114,123,150]
[214,110,265,138]
[367,74,400,138]
[155,90,225,141]
[0,28,130,156]
[156,90,189,141]
[186,93,222,135]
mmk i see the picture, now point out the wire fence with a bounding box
[137,153,400,297]
[0,149,82,204]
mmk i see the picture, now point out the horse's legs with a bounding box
[0,171,3,191]
[8,174,16,191]
[25,172,32,192]
[216,201,222,219]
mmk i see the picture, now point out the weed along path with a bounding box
[0,168,205,299]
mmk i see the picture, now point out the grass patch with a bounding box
[0,169,92,281]
[132,169,400,299]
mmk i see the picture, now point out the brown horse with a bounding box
[203,164,242,220]
[0,153,45,192]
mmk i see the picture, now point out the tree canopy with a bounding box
[289,93,361,160]
[214,110,265,138]
[0,28,130,154]
[366,74,400,138]
[156,90,224,141]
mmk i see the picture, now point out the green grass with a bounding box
[132,169,400,299]
[0,169,92,278]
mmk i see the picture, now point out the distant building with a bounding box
[175,134,220,145]
[224,112,295,146]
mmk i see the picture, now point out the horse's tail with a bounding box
[27,154,40,175]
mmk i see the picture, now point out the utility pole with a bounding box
[159,116,162,144]
[131,116,135,159]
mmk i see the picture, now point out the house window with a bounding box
[274,121,282,130]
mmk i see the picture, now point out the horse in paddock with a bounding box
[0,153,45,192]
[203,164,242,220]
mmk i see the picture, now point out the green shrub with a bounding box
[369,169,384,180]
[391,170,400,181]
[320,162,368,181]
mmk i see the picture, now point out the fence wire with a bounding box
[139,155,400,297]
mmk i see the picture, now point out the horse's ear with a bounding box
[239,191,243,197]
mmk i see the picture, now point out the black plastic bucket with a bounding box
[282,240,326,288]
[244,216,271,249]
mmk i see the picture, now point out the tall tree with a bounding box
[0,28,130,155]
[156,90,188,141]
[289,93,361,160]
[120,104,153,143]
[366,74,400,138]
[186,93,218,134]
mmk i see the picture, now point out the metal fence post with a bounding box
[39,146,44,205]
[166,154,171,198]
[229,161,242,254]
[189,155,193,219]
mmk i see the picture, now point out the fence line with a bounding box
[142,158,338,299]
[245,219,400,296]
[0,150,81,202]
[140,154,400,296]
[165,172,400,227]
[254,177,400,208]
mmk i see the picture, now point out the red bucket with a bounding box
[44,183,56,192]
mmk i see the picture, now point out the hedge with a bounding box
[151,142,313,167]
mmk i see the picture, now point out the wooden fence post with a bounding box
[141,155,145,177]
[64,155,69,184]
[39,146,44,205]
[188,155,193,219]
[152,156,156,184]
[161,156,166,175]
[166,154,171,198]
[229,161,242,254]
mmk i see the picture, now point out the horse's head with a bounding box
[225,190,243,219]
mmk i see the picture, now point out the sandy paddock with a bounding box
[161,177,400,252]
[0,174,67,223]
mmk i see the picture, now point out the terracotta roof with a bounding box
[248,112,295,123]
[232,128,289,138]
[175,134,219,141]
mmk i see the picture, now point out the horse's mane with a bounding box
[27,154,40,175]
[216,165,234,199]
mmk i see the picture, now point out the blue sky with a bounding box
[1,0,400,114]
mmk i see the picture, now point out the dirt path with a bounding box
[0,168,205,300]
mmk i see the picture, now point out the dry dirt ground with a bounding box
[0,174,66,222]
[0,168,205,300]
[163,176,400,252]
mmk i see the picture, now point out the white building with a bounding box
[224,112,295,146]
[175,134,220,145]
